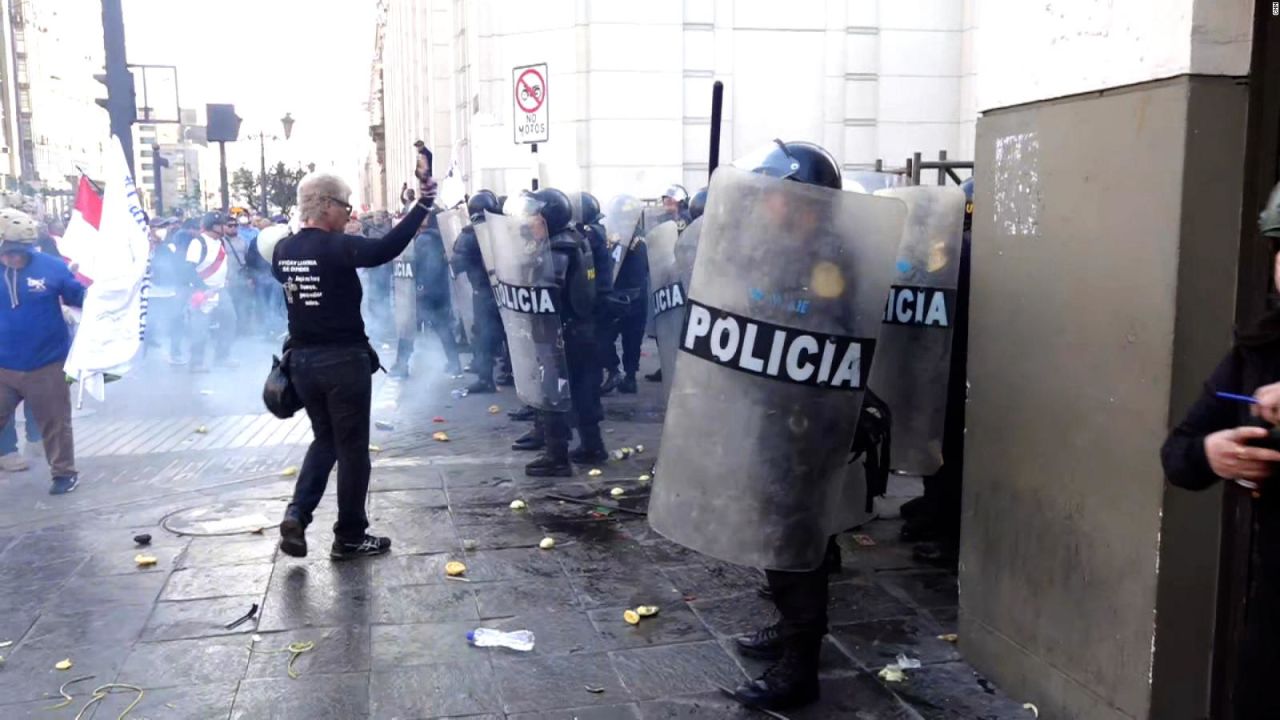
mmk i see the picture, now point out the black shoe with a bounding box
[467,379,497,394]
[330,534,392,560]
[495,373,515,387]
[645,369,662,382]
[756,584,773,601]
[279,515,307,558]
[900,515,947,543]
[508,405,537,421]
[570,445,610,464]
[912,540,960,567]
[512,430,545,451]
[600,371,621,395]
[49,475,79,495]
[731,641,821,711]
[618,373,637,394]
[525,453,572,477]
[735,623,785,660]
[899,494,933,521]
[824,538,843,574]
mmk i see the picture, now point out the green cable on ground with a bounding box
[46,674,95,710]
[72,683,144,720]
[248,638,316,680]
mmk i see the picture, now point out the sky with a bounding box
[120,0,378,201]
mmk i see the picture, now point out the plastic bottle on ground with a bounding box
[467,628,535,651]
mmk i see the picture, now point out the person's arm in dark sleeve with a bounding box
[1161,348,1245,490]
[343,202,429,268]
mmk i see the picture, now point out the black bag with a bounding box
[263,351,303,419]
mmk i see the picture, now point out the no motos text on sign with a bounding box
[513,63,548,144]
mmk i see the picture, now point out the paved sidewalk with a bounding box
[0,339,1033,719]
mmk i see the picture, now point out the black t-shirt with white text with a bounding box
[273,203,429,347]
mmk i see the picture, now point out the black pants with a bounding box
[287,346,373,543]
[566,329,603,437]
[414,301,460,366]
[471,298,503,384]
[599,306,647,375]
[764,536,840,640]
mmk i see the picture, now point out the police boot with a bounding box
[600,370,621,395]
[512,428,545,451]
[508,405,538,422]
[495,371,515,387]
[732,636,822,711]
[618,373,638,394]
[735,622,785,660]
[570,426,609,465]
[645,369,662,382]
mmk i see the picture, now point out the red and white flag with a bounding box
[64,135,151,402]
[57,175,104,285]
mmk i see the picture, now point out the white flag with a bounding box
[63,135,152,402]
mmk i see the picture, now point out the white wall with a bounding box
[975,0,1252,112]
[378,0,984,203]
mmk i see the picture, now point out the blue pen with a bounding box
[1216,391,1258,404]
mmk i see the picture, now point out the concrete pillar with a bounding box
[959,1,1254,718]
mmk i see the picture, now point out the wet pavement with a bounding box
[0,335,1034,719]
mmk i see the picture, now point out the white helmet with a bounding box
[255,224,291,265]
[0,207,40,245]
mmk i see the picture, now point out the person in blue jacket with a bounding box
[0,208,86,495]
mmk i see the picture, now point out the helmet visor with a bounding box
[503,192,546,219]
[733,139,799,180]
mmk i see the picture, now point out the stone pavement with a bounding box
[0,337,1034,719]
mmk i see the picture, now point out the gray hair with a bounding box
[297,172,352,223]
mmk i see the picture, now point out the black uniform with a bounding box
[599,237,649,384]
[452,223,503,386]
[405,221,460,373]
[579,221,615,379]
[273,202,428,546]
[535,229,603,463]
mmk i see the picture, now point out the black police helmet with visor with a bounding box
[579,192,602,225]
[468,189,501,223]
[505,189,572,236]
[736,139,842,191]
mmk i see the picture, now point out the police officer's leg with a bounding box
[618,305,646,393]
[512,409,546,451]
[567,335,607,463]
[429,305,461,373]
[598,312,622,393]
[467,300,497,392]
[733,566,826,709]
[526,409,572,477]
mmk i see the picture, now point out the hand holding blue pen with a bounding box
[1216,391,1259,405]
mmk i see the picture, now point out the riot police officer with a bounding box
[451,190,503,393]
[648,141,906,711]
[494,189,606,476]
[688,187,707,222]
[647,187,705,383]
[659,184,693,230]
[600,199,650,396]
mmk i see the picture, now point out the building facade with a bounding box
[368,0,977,209]
[135,107,200,215]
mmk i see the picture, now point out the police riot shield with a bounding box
[603,195,644,282]
[674,216,702,291]
[391,244,417,341]
[866,186,966,476]
[643,217,682,398]
[474,220,497,289]
[437,207,476,340]
[648,167,906,571]
[484,210,572,412]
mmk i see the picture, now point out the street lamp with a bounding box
[246,113,294,215]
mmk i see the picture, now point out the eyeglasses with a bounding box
[325,196,353,214]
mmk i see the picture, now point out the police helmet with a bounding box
[689,187,708,220]
[532,188,573,235]
[467,190,501,223]
[495,195,508,216]
[580,192,602,224]
[1261,180,1280,238]
[744,140,842,191]
[662,184,689,204]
